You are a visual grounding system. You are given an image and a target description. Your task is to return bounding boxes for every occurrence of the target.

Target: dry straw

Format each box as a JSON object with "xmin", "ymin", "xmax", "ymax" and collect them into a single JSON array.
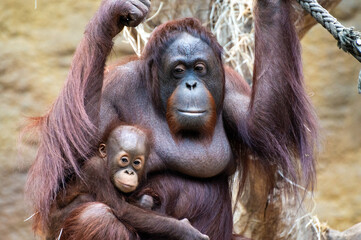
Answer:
[
  {"xmin": 122, "ymin": 0, "xmax": 254, "ymax": 83},
  {"xmin": 122, "ymin": 2, "xmax": 164, "ymax": 56},
  {"xmin": 209, "ymin": 0, "xmax": 254, "ymax": 83}
]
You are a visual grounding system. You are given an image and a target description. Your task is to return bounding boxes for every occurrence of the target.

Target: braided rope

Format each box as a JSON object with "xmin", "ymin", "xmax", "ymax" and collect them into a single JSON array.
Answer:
[{"xmin": 297, "ymin": 0, "xmax": 361, "ymax": 93}]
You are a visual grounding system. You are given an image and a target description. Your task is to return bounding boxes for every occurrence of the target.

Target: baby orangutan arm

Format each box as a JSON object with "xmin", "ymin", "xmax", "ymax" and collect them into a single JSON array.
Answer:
[{"xmin": 58, "ymin": 153, "xmax": 209, "ymax": 240}]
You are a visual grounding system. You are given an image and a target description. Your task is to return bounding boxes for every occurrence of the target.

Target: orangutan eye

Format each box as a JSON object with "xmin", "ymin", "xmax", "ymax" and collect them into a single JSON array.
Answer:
[
  {"xmin": 133, "ymin": 159, "xmax": 143, "ymax": 170},
  {"xmin": 118, "ymin": 155, "xmax": 130, "ymax": 167},
  {"xmin": 194, "ymin": 63, "xmax": 206, "ymax": 73},
  {"xmin": 121, "ymin": 157, "xmax": 129, "ymax": 163},
  {"xmin": 174, "ymin": 64, "xmax": 186, "ymax": 74}
]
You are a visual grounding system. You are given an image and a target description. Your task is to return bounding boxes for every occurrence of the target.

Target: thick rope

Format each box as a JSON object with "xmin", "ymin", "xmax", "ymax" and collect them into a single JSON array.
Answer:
[{"xmin": 297, "ymin": 0, "xmax": 361, "ymax": 93}]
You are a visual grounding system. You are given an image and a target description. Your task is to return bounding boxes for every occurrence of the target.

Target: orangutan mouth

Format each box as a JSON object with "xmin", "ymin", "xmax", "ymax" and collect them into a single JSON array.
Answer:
[{"xmin": 177, "ymin": 109, "xmax": 207, "ymax": 116}]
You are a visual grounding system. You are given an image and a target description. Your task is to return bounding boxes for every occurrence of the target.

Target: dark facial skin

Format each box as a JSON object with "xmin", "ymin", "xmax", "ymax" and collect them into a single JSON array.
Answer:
[
  {"xmin": 159, "ymin": 33, "xmax": 224, "ymax": 137},
  {"xmin": 100, "ymin": 126, "xmax": 148, "ymax": 193}
]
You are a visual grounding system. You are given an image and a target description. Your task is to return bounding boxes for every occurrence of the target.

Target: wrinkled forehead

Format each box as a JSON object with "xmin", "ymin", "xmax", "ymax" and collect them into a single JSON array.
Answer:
[
  {"xmin": 107, "ymin": 127, "xmax": 147, "ymax": 155},
  {"xmin": 162, "ymin": 33, "xmax": 215, "ymax": 62}
]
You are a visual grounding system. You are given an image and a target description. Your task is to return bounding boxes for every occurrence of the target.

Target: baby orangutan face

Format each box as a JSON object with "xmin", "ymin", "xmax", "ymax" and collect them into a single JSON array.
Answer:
[
  {"xmin": 111, "ymin": 149, "xmax": 145, "ymax": 193},
  {"xmin": 99, "ymin": 126, "xmax": 149, "ymax": 193}
]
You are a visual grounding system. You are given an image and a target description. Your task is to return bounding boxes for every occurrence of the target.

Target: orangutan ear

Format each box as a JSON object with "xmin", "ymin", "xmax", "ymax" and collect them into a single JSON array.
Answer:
[{"xmin": 98, "ymin": 143, "xmax": 107, "ymax": 158}]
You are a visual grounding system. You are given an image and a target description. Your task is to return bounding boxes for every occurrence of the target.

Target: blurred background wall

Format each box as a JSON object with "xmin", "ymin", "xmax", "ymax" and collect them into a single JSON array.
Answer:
[
  {"xmin": 302, "ymin": 0, "xmax": 361, "ymax": 230},
  {"xmin": 0, "ymin": 0, "xmax": 360, "ymax": 239}
]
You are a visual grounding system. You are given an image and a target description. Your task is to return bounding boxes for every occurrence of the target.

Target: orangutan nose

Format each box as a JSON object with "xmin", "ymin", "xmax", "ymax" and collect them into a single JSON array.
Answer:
[
  {"xmin": 125, "ymin": 169, "xmax": 135, "ymax": 175},
  {"xmin": 186, "ymin": 81, "xmax": 197, "ymax": 90}
]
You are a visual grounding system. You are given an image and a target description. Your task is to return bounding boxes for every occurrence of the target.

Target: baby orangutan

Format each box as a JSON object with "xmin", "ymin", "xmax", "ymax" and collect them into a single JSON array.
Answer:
[
  {"xmin": 49, "ymin": 125, "xmax": 209, "ymax": 240},
  {"xmin": 98, "ymin": 125, "xmax": 154, "ymax": 209}
]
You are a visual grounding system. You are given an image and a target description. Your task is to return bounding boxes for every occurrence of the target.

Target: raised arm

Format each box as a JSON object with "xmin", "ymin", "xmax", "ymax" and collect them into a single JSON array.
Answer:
[
  {"xmin": 224, "ymin": 0, "xmax": 318, "ymax": 193},
  {"xmin": 25, "ymin": 0, "xmax": 150, "ymax": 232}
]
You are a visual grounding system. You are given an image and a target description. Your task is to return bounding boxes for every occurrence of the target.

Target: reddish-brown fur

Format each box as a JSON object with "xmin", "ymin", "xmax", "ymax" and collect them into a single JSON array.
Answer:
[
  {"xmin": 25, "ymin": 1, "xmax": 120, "ymax": 231},
  {"xmin": 249, "ymin": 0, "xmax": 318, "ymax": 192},
  {"xmin": 135, "ymin": 173, "xmax": 233, "ymax": 240},
  {"xmin": 48, "ymin": 140, "xmax": 209, "ymax": 240},
  {"xmin": 60, "ymin": 202, "xmax": 138, "ymax": 240},
  {"xmin": 25, "ymin": 0, "xmax": 318, "ymax": 239}
]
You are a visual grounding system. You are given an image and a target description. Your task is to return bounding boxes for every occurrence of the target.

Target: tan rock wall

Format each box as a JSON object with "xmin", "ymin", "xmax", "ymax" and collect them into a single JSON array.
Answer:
[
  {"xmin": 0, "ymin": 1, "xmax": 100, "ymax": 239},
  {"xmin": 0, "ymin": 0, "xmax": 360, "ymax": 239},
  {"xmin": 302, "ymin": 0, "xmax": 361, "ymax": 231}
]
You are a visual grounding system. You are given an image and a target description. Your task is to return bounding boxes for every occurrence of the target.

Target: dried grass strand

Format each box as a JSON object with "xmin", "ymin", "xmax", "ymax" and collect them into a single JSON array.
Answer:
[
  {"xmin": 122, "ymin": 2, "xmax": 164, "ymax": 56},
  {"xmin": 121, "ymin": 0, "xmax": 254, "ymax": 82},
  {"xmin": 209, "ymin": 0, "xmax": 254, "ymax": 83}
]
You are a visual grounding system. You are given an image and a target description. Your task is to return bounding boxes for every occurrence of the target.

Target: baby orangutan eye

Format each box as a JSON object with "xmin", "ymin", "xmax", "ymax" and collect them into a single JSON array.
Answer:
[
  {"xmin": 118, "ymin": 156, "xmax": 129, "ymax": 167},
  {"xmin": 133, "ymin": 159, "xmax": 143, "ymax": 170}
]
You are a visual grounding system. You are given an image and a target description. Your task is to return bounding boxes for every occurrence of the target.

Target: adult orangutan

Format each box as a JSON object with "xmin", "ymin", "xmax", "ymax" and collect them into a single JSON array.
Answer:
[{"xmin": 25, "ymin": 0, "xmax": 318, "ymax": 239}]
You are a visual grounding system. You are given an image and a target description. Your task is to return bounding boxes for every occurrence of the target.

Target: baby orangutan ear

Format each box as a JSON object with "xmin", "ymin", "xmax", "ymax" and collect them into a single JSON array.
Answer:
[{"xmin": 98, "ymin": 143, "xmax": 107, "ymax": 158}]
